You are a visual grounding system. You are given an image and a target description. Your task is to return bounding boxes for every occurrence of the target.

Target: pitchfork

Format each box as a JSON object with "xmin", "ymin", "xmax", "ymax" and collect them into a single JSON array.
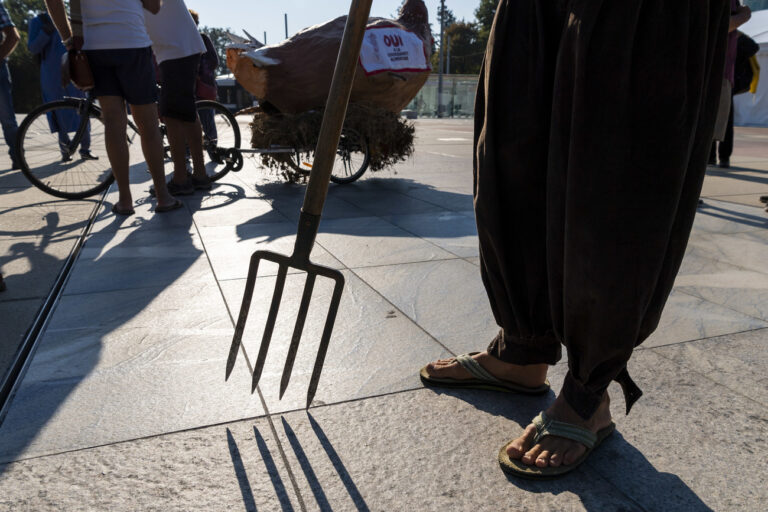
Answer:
[{"xmin": 225, "ymin": 0, "xmax": 374, "ymax": 408}]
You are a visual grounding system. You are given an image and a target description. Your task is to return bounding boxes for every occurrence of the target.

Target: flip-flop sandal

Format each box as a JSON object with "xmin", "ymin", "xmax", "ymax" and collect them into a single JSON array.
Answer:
[
  {"xmin": 419, "ymin": 352, "xmax": 550, "ymax": 395},
  {"xmin": 111, "ymin": 203, "xmax": 135, "ymax": 216},
  {"xmin": 498, "ymin": 411, "xmax": 616, "ymax": 479},
  {"xmin": 155, "ymin": 199, "xmax": 183, "ymax": 213}
]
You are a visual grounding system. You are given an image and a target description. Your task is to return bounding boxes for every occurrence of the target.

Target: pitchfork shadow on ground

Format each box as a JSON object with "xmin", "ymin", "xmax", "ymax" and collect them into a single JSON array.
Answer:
[
  {"xmin": 423, "ymin": 387, "xmax": 714, "ymax": 512},
  {"xmin": 226, "ymin": 415, "xmax": 370, "ymax": 512}
]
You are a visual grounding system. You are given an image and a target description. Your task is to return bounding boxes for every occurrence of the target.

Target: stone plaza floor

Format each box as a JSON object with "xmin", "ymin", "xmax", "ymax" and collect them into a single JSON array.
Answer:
[{"xmin": 0, "ymin": 119, "xmax": 766, "ymax": 511}]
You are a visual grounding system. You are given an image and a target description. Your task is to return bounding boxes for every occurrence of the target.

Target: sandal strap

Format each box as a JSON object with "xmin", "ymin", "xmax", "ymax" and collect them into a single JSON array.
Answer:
[
  {"xmin": 531, "ymin": 412, "xmax": 597, "ymax": 449},
  {"xmin": 455, "ymin": 353, "xmax": 501, "ymax": 384}
]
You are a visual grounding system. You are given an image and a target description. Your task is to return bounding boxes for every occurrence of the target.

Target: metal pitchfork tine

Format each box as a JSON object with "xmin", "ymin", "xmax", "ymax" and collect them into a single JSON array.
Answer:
[{"xmin": 225, "ymin": 0, "xmax": 374, "ymax": 408}]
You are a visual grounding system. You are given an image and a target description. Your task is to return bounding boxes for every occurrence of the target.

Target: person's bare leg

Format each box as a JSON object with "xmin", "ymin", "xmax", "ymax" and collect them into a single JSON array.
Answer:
[
  {"xmin": 165, "ymin": 116, "xmax": 207, "ymax": 183},
  {"xmin": 164, "ymin": 117, "xmax": 191, "ymax": 185},
  {"xmin": 425, "ymin": 351, "xmax": 548, "ymax": 388},
  {"xmin": 129, "ymin": 102, "xmax": 176, "ymax": 208},
  {"xmin": 505, "ymin": 391, "xmax": 613, "ymax": 468},
  {"xmin": 98, "ymin": 96, "xmax": 133, "ymax": 211}
]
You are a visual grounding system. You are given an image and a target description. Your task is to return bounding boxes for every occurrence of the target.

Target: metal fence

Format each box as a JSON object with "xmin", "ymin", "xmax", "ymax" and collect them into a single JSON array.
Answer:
[{"xmin": 405, "ymin": 74, "xmax": 479, "ymax": 118}]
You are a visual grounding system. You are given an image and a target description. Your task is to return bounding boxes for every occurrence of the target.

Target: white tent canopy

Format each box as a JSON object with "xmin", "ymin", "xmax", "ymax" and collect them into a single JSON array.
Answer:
[{"xmin": 734, "ymin": 10, "xmax": 768, "ymax": 126}]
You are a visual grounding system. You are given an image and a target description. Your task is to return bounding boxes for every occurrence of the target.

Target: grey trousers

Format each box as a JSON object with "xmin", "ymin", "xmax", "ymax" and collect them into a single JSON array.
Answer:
[{"xmin": 475, "ymin": 0, "xmax": 730, "ymax": 419}]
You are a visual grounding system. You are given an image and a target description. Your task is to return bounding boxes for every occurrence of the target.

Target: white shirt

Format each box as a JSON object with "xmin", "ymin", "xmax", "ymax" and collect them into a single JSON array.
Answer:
[
  {"xmin": 81, "ymin": 0, "xmax": 153, "ymax": 50},
  {"xmin": 143, "ymin": 0, "xmax": 205, "ymax": 64}
]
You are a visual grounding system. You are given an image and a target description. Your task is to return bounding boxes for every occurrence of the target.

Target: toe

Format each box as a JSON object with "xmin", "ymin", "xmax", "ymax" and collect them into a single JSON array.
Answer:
[
  {"xmin": 535, "ymin": 449, "xmax": 551, "ymax": 468},
  {"xmin": 522, "ymin": 443, "xmax": 543, "ymax": 465},
  {"xmin": 506, "ymin": 424, "xmax": 537, "ymax": 459}
]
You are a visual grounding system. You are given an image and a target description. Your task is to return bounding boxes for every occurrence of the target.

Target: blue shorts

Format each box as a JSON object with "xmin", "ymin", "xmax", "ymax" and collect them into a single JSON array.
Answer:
[{"xmin": 84, "ymin": 47, "xmax": 157, "ymax": 105}]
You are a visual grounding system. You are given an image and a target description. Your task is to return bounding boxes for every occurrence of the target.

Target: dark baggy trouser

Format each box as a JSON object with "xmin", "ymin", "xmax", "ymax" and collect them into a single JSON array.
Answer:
[{"xmin": 475, "ymin": 0, "xmax": 730, "ymax": 420}]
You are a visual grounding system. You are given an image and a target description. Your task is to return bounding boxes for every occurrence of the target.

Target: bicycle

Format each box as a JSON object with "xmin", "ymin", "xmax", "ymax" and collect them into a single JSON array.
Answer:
[{"xmin": 15, "ymin": 92, "xmax": 242, "ymax": 199}]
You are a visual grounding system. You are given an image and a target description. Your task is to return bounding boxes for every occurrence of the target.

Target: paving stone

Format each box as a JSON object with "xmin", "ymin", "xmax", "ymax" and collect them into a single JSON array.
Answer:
[
  {"xmin": 316, "ymin": 216, "xmax": 456, "ymax": 268},
  {"xmin": 383, "ymin": 211, "xmax": 478, "ymax": 257},
  {"xmin": 0, "ymin": 197, "xmax": 94, "ymax": 240},
  {"xmin": 591, "ymin": 350, "xmax": 767, "ymax": 512},
  {"xmin": 642, "ymin": 290, "xmax": 767, "ymax": 348},
  {"xmin": 91, "ymin": 193, "xmax": 195, "ymax": 233},
  {"xmin": 675, "ymin": 253, "xmax": 768, "ymax": 322},
  {"xmin": 0, "ymin": 236, "xmax": 72, "ymax": 302},
  {"xmin": 0, "ymin": 418, "xmax": 300, "ymax": 511},
  {"xmin": 0, "ymin": 299, "xmax": 39, "ymax": 384},
  {"xmin": 198, "ymin": 223, "xmax": 343, "ymax": 281},
  {"xmin": 328, "ymin": 184, "xmax": 445, "ymax": 217},
  {"xmin": 692, "ymin": 199, "xmax": 768, "ymax": 234},
  {"xmin": 218, "ymin": 270, "xmax": 450, "ymax": 413},
  {"xmin": 354, "ymin": 259, "xmax": 498, "ymax": 355},
  {"xmin": 63, "ymin": 250, "xmax": 213, "ymax": 296},
  {"xmin": 275, "ymin": 382, "xmax": 643, "ymax": 512},
  {"xmin": 46, "ymin": 282, "xmax": 232, "ymax": 333},
  {"xmin": 651, "ymin": 328, "xmax": 768, "ymax": 407}
]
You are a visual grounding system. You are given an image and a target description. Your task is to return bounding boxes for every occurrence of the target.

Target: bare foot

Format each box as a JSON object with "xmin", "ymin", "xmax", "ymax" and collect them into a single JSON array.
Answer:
[
  {"xmin": 425, "ymin": 351, "xmax": 548, "ymax": 389},
  {"xmin": 506, "ymin": 392, "xmax": 613, "ymax": 468}
]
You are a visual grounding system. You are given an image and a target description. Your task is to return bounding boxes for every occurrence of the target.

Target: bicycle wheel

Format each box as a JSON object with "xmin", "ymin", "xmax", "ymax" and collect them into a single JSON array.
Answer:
[
  {"xmin": 289, "ymin": 128, "xmax": 369, "ymax": 184},
  {"xmin": 17, "ymin": 99, "xmax": 114, "ymax": 199},
  {"xmin": 196, "ymin": 100, "xmax": 241, "ymax": 182}
]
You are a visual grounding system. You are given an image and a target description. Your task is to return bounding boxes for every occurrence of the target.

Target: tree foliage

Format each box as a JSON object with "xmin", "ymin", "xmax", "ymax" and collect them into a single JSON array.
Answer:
[{"xmin": 474, "ymin": 0, "xmax": 496, "ymax": 50}]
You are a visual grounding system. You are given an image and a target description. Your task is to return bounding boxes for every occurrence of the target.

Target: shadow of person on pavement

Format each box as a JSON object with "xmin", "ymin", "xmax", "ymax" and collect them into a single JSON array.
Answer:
[
  {"xmin": 696, "ymin": 201, "xmax": 768, "ymax": 229},
  {"xmin": 0, "ymin": 163, "xmax": 248, "ymax": 474},
  {"xmin": 422, "ymin": 387, "xmax": 714, "ymax": 511}
]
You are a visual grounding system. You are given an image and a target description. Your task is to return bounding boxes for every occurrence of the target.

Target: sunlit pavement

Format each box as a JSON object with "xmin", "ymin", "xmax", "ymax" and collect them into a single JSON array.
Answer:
[{"xmin": 0, "ymin": 119, "xmax": 766, "ymax": 511}]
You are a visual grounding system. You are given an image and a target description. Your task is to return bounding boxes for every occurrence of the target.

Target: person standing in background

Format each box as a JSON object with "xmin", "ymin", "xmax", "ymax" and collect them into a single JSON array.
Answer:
[
  {"xmin": 145, "ymin": 0, "xmax": 210, "ymax": 195},
  {"xmin": 0, "ymin": 2, "xmax": 20, "ymax": 170},
  {"xmin": 188, "ymin": 8, "xmax": 220, "ymax": 162},
  {"xmin": 711, "ymin": 0, "xmax": 752, "ymax": 168},
  {"xmin": 44, "ymin": 0, "xmax": 181, "ymax": 216},
  {"xmin": 28, "ymin": 12, "xmax": 97, "ymax": 162}
]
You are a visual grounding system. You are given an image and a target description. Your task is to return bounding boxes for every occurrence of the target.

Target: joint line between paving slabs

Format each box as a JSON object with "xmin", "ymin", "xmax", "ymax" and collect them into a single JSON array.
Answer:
[
  {"xmin": 649, "ymin": 336, "xmax": 768, "ymax": 410},
  {"xmin": 190, "ymin": 209, "xmax": 309, "ymax": 512},
  {"xmin": 673, "ymin": 288, "xmax": 768, "ymax": 326}
]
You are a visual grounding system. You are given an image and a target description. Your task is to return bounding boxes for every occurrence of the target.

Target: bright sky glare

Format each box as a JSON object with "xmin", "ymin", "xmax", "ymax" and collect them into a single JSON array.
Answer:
[{"xmin": 185, "ymin": 1, "xmax": 479, "ymax": 45}]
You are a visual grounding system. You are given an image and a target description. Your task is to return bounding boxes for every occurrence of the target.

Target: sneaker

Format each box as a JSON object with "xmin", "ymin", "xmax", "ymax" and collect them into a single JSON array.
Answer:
[
  {"xmin": 760, "ymin": 195, "xmax": 768, "ymax": 204},
  {"xmin": 80, "ymin": 151, "xmax": 99, "ymax": 161},
  {"xmin": 190, "ymin": 174, "xmax": 212, "ymax": 190},
  {"xmin": 718, "ymin": 159, "xmax": 730, "ymax": 168},
  {"xmin": 61, "ymin": 154, "xmax": 72, "ymax": 163},
  {"xmin": 149, "ymin": 178, "xmax": 194, "ymax": 197}
]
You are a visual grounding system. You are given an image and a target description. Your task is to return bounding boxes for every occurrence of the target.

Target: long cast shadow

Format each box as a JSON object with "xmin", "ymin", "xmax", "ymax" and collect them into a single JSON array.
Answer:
[
  {"xmin": 696, "ymin": 201, "xmax": 768, "ymax": 229},
  {"xmin": 423, "ymin": 387, "xmax": 714, "ymax": 511},
  {"xmin": 227, "ymin": 428, "xmax": 258, "ymax": 512},
  {"xmin": 307, "ymin": 412, "xmax": 370, "ymax": 512},
  {"xmin": 281, "ymin": 416, "xmax": 333, "ymax": 511},
  {"xmin": 253, "ymin": 426, "xmax": 295, "ymax": 512},
  {"xmin": 0, "ymin": 167, "xmax": 247, "ymax": 475}
]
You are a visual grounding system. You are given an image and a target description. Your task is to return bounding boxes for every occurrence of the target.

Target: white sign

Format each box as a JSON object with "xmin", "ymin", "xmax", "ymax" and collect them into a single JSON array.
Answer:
[{"xmin": 359, "ymin": 25, "xmax": 430, "ymax": 76}]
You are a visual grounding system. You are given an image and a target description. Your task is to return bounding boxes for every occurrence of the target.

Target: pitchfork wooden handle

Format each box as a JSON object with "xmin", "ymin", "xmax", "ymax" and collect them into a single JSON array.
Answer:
[{"xmin": 301, "ymin": 0, "xmax": 373, "ymax": 217}]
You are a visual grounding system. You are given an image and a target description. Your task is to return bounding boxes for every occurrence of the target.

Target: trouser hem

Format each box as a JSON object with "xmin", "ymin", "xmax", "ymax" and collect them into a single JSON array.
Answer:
[{"xmin": 486, "ymin": 330, "xmax": 561, "ymax": 366}]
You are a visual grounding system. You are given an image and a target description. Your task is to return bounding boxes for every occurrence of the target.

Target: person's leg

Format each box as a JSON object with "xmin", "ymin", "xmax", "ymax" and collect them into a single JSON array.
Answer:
[
  {"xmin": 719, "ymin": 95, "xmax": 734, "ymax": 166},
  {"xmin": 0, "ymin": 61, "xmax": 19, "ymax": 168},
  {"xmin": 506, "ymin": 0, "xmax": 730, "ymax": 469},
  {"xmin": 159, "ymin": 54, "xmax": 207, "ymax": 187},
  {"xmin": 424, "ymin": 0, "xmax": 564, "ymax": 387},
  {"xmin": 129, "ymin": 102, "xmax": 176, "ymax": 207},
  {"xmin": 98, "ymin": 96, "xmax": 133, "ymax": 210}
]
